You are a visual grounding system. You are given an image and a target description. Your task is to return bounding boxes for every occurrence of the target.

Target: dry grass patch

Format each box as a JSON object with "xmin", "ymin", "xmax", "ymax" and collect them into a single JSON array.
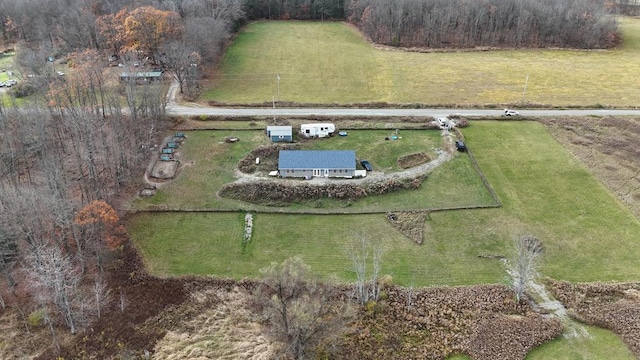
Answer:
[
  {"xmin": 153, "ymin": 285, "xmax": 278, "ymax": 360},
  {"xmin": 0, "ymin": 309, "xmax": 62, "ymax": 359}
]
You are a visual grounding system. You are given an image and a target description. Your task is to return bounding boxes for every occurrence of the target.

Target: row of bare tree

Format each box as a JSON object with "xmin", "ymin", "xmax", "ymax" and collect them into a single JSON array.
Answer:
[
  {"xmin": 243, "ymin": 0, "xmax": 345, "ymax": 20},
  {"xmin": 346, "ymin": 0, "xmax": 619, "ymax": 49},
  {"xmin": 0, "ymin": 46, "xmax": 166, "ymax": 345}
]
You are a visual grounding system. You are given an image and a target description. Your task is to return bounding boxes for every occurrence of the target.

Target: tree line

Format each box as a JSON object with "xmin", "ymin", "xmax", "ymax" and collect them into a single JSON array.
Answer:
[
  {"xmin": 346, "ymin": 0, "xmax": 619, "ymax": 49},
  {"xmin": 0, "ymin": 49, "xmax": 165, "ymax": 345}
]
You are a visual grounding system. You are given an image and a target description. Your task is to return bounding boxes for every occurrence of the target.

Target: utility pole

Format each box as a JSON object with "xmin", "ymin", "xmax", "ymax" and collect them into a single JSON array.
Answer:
[
  {"xmin": 276, "ymin": 73, "xmax": 280, "ymax": 101},
  {"xmin": 522, "ymin": 75, "xmax": 529, "ymax": 104},
  {"xmin": 272, "ymin": 96, "xmax": 276, "ymax": 121}
]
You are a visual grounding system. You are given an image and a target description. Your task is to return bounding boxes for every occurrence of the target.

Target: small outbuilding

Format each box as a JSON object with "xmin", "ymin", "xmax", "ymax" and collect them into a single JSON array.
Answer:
[
  {"xmin": 266, "ymin": 126, "xmax": 293, "ymax": 143},
  {"xmin": 278, "ymin": 150, "xmax": 356, "ymax": 178}
]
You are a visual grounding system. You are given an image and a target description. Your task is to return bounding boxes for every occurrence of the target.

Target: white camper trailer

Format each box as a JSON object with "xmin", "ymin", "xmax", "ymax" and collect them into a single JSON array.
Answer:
[{"xmin": 300, "ymin": 123, "xmax": 335, "ymax": 138}]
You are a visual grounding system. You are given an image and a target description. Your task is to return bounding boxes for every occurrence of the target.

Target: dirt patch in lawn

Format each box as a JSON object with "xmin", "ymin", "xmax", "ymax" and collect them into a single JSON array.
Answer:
[{"xmin": 398, "ymin": 152, "xmax": 431, "ymax": 169}]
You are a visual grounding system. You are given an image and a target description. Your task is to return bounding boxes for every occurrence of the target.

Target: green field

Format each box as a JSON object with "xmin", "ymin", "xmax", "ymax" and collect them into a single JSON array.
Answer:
[
  {"xmin": 134, "ymin": 129, "xmax": 494, "ymax": 211},
  {"xmin": 526, "ymin": 325, "xmax": 635, "ymax": 360},
  {"xmin": 128, "ymin": 121, "xmax": 640, "ymax": 285},
  {"xmin": 203, "ymin": 18, "xmax": 640, "ymax": 107}
]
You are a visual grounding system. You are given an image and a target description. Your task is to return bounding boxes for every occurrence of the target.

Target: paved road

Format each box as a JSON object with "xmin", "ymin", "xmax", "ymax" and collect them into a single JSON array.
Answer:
[
  {"xmin": 168, "ymin": 104, "xmax": 640, "ymax": 118},
  {"xmin": 166, "ymin": 82, "xmax": 640, "ymax": 118}
]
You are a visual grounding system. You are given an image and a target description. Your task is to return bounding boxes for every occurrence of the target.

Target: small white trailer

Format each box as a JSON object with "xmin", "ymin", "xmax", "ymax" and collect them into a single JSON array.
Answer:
[{"xmin": 300, "ymin": 123, "xmax": 335, "ymax": 138}]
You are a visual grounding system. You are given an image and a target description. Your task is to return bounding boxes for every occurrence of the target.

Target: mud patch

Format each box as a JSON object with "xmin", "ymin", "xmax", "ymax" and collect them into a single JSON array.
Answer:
[
  {"xmin": 398, "ymin": 152, "xmax": 430, "ymax": 169},
  {"xmin": 150, "ymin": 160, "xmax": 179, "ymax": 180}
]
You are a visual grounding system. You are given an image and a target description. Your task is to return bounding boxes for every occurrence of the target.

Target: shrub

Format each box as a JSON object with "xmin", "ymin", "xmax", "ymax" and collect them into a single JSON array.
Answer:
[{"xmin": 28, "ymin": 308, "xmax": 46, "ymax": 327}]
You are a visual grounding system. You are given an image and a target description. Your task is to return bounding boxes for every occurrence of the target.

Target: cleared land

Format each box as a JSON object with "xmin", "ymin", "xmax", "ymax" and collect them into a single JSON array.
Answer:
[
  {"xmin": 128, "ymin": 121, "xmax": 640, "ymax": 286},
  {"xmin": 134, "ymin": 128, "xmax": 493, "ymax": 211},
  {"xmin": 203, "ymin": 19, "xmax": 640, "ymax": 107}
]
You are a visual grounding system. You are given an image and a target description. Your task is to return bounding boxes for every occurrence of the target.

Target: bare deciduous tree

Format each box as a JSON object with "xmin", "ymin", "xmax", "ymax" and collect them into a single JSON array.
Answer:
[
  {"xmin": 346, "ymin": 233, "xmax": 385, "ymax": 305},
  {"xmin": 257, "ymin": 257, "xmax": 352, "ymax": 360},
  {"xmin": 506, "ymin": 234, "xmax": 543, "ymax": 302},
  {"xmin": 160, "ymin": 41, "xmax": 201, "ymax": 96},
  {"xmin": 92, "ymin": 275, "xmax": 111, "ymax": 319},
  {"xmin": 24, "ymin": 244, "xmax": 83, "ymax": 334},
  {"xmin": 347, "ymin": 0, "xmax": 618, "ymax": 49},
  {"xmin": 0, "ymin": 225, "xmax": 19, "ymax": 294}
]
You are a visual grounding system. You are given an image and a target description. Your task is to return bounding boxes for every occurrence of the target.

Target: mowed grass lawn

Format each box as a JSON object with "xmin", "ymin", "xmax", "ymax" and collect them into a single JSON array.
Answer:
[
  {"xmin": 203, "ymin": 19, "xmax": 640, "ymax": 107},
  {"xmin": 128, "ymin": 121, "xmax": 640, "ymax": 285},
  {"xmin": 525, "ymin": 324, "xmax": 636, "ymax": 360},
  {"xmin": 135, "ymin": 129, "xmax": 495, "ymax": 211}
]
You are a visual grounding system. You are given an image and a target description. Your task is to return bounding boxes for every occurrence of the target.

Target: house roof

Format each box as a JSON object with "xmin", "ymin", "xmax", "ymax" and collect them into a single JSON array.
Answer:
[
  {"xmin": 120, "ymin": 71, "xmax": 163, "ymax": 78},
  {"xmin": 279, "ymin": 150, "xmax": 355, "ymax": 169},
  {"xmin": 267, "ymin": 126, "xmax": 292, "ymax": 136}
]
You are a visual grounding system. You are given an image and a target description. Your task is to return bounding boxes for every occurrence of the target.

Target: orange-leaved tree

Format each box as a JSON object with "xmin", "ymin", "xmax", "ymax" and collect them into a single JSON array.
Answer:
[
  {"xmin": 74, "ymin": 200, "xmax": 124, "ymax": 251},
  {"xmin": 121, "ymin": 6, "xmax": 183, "ymax": 57}
]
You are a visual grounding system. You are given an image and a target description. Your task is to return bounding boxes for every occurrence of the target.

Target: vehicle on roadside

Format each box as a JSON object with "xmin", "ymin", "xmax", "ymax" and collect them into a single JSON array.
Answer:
[
  {"xmin": 360, "ymin": 160, "xmax": 373, "ymax": 171},
  {"xmin": 455, "ymin": 140, "xmax": 466, "ymax": 152},
  {"xmin": 504, "ymin": 109, "xmax": 519, "ymax": 116}
]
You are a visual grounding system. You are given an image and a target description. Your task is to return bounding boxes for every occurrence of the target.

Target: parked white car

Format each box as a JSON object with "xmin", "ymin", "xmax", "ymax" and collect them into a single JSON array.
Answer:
[{"xmin": 504, "ymin": 109, "xmax": 520, "ymax": 116}]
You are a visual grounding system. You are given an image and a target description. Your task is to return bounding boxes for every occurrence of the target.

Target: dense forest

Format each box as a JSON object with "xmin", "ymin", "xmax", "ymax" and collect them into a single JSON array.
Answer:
[
  {"xmin": 346, "ymin": 0, "xmax": 619, "ymax": 49},
  {"xmin": 0, "ymin": 0, "xmax": 636, "ymax": 357}
]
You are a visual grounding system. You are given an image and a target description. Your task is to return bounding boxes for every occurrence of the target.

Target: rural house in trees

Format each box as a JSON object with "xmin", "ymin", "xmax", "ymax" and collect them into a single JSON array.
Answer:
[
  {"xmin": 119, "ymin": 71, "xmax": 163, "ymax": 84},
  {"xmin": 300, "ymin": 123, "xmax": 335, "ymax": 138},
  {"xmin": 278, "ymin": 150, "xmax": 356, "ymax": 178},
  {"xmin": 266, "ymin": 126, "xmax": 293, "ymax": 142}
]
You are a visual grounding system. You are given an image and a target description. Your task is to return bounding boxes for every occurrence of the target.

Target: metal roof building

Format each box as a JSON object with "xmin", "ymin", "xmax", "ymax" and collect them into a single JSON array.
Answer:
[
  {"xmin": 266, "ymin": 126, "xmax": 293, "ymax": 142},
  {"xmin": 278, "ymin": 150, "xmax": 356, "ymax": 178}
]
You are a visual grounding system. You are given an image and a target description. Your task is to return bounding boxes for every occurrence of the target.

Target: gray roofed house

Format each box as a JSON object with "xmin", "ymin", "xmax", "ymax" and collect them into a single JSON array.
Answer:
[
  {"xmin": 266, "ymin": 126, "xmax": 293, "ymax": 142},
  {"xmin": 278, "ymin": 150, "xmax": 356, "ymax": 178},
  {"xmin": 120, "ymin": 71, "xmax": 163, "ymax": 83}
]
